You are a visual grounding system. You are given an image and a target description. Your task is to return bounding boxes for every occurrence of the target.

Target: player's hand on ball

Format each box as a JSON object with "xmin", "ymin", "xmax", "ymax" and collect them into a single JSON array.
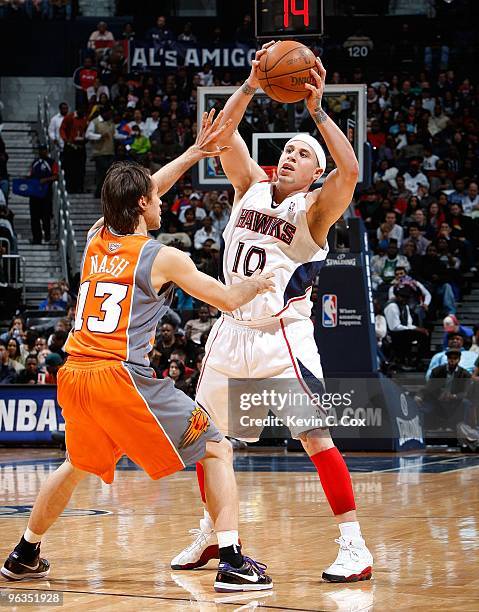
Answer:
[
  {"xmin": 250, "ymin": 269, "xmax": 275, "ymax": 294},
  {"xmin": 247, "ymin": 40, "xmax": 275, "ymax": 89},
  {"xmin": 304, "ymin": 57, "xmax": 326, "ymax": 115},
  {"xmin": 194, "ymin": 109, "xmax": 233, "ymax": 157}
]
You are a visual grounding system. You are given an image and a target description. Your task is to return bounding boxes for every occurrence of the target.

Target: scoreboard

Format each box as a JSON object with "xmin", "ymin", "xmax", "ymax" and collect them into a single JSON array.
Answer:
[{"xmin": 255, "ymin": 0, "xmax": 324, "ymax": 39}]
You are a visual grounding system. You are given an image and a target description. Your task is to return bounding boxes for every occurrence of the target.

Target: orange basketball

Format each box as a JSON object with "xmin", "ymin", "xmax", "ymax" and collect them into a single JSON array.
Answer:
[{"xmin": 258, "ymin": 40, "xmax": 317, "ymax": 103}]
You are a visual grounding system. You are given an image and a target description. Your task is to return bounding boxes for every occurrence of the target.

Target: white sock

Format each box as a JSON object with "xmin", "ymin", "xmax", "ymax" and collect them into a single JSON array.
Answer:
[
  {"xmin": 24, "ymin": 528, "xmax": 42, "ymax": 544},
  {"xmin": 339, "ymin": 521, "xmax": 362, "ymax": 541},
  {"xmin": 216, "ymin": 530, "xmax": 239, "ymax": 549},
  {"xmin": 200, "ymin": 508, "xmax": 214, "ymax": 532}
]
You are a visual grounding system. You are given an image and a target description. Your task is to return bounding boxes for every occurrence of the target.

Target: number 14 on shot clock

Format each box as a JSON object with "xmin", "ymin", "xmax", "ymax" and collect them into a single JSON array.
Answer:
[{"xmin": 255, "ymin": 0, "xmax": 323, "ymax": 39}]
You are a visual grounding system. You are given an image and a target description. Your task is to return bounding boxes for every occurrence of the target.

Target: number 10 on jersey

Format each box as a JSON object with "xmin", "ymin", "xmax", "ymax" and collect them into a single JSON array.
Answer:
[{"xmin": 232, "ymin": 242, "xmax": 267, "ymax": 277}]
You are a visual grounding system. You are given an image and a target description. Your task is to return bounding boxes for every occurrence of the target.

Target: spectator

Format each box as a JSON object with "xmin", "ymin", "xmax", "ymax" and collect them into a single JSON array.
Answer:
[
  {"xmin": 371, "ymin": 240, "xmax": 410, "ymax": 290},
  {"xmin": 198, "ymin": 63, "xmax": 214, "ymax": 87},
  {"xmin": 426, "ymin": 333, "xmax": 477, "ymax": 379},
  {"xmin": 121, "ymin": 22, "xmax": 135, "ymax": 41},
  {"xmin": 60, "ymin": 106, "xmax": 88, "ymax": 193},
  {"xmin": 235, "ymin": 13, "xmax": 255, "ymax": 46},
  {"xmin": 448, "ymin": 178, "xmax": 467, "ymax": 207},
  {"xmin": 39, "ymin": 285, "xmax": 67, "ymax": 311},
  {"xmin": 29, "ymin": 145, "xmax": 58, "ymax": 244},
  {"xmin": 178, "ymin": 21, "xmax": 197, "ymax": 43},
  {"xmin": 185, "ymin": 304, "xmax": 215, "ymax": 344},
  {"xmin": 48, "ymin": 102, "xmax": 69, "ymax": 151},
  {"xmin": 130, "ymin": 125, "xmax": 151, "ymax": 164},
  {"xmin": 44, "ymin": 352, "xmax": 63, "ymax": 383},
  {"xmin": 73, "ymin": 57, "xmax": 98, "ymax": 107},
  {"xmin": 402, "ymin": 223, "xmax": 430, "ymax": 255},
  {"xmin": 442, "ymin": 315, "xmax": 474, "ymax": 349},
  {"xmin": 462, "ymin": 182, "xmax": 479, "ymax": 217},
  {"xmin": 48, "ymin": 330, "xmax": 67, "ymax": 361},
  {"xmin": 377, "ymin": 211, "xmax": 404, "ymax": 247},
  {"xmin": 179, "ymin": 193, "xmax": 207, "ymax": 223},
  {"xmin": 156, "ymin": 217, "xmax": 192, "ymax": 250},
  {"xmin": 428, "ymin": 103, "xmax": 450, "ymax": 137},
  {"xmin": 416, "ymin": 348, "xmax": 471, "ymax": 429},
  {"xmin": 88, "ymin": 21, "xmax": 115, "ymax": 51},
  {"xmin": 144, "ymin": 110, "xmax": 160, "ymax": 138},
  {"xmin": 0, "ymin": 341, "xmax": 16, "ymax": 383},
  {"xmin": 155, "ymin": 322, "xmax": 181, "ymax": 371},
  {"xmin": 147, "ymin": 15, "xmax": 175, "ymax": 46},
  {"xmin": 387, "ymin": 266, "xmax": 431, "ymax": 326},
  {"xmin": 404, "ymin": 159, "xmax": 430, "ymax": 196},
  {"xmin": 167, "ymin": 358, "xmax": 189, "ymax": 393},
  {"xmin": 383, "ymin": 286, "xmax": 429, "ymax": 368},
  {"xmin": 86, "ymin": 107, "xmax": 116, "ymax": 197},
  {"xmin": 0, "ymin": 316, "xmax": 26, "ymax": 344},
  {"xmin": 194, "ymin": 216, "xmax": 220, "ymax": 251},
  {"xmin": 209, "ymin": 200, "xmax": 230, "ymax": 234},
  {"xmin": 422, "ymin": 145, "xmax": 439, "ymax": 172},
  {"xmin": 6, "ymin": 336, "xmax": 25, "ymax": 373},
  {"xmin": 15, "ymin": 354, "xmax": 40, "ymax": 384},
  {"xmin": 415, "ymin": 244, "xmax": 457, "ymax": 315}
]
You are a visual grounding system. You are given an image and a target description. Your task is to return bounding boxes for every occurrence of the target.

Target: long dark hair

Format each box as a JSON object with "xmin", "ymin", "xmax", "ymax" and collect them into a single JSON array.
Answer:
[{"xmin": 102, "ymin": 161, "xmax": 152, "ymax": 234}]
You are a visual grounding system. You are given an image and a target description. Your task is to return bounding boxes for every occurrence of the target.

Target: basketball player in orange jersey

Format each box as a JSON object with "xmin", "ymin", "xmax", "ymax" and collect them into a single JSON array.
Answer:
[
  {"xmin": 1, "ymin": 110, "xmax": 273, "ymax": 593},
  {"xmin": 171, "ymin": 45, "xmax": 374, "ymax": 582}
]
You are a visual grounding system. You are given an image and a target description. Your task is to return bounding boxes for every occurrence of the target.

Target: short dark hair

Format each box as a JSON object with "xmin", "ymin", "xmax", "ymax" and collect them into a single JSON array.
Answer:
[{"xmin": 102, "ymin": 161, "xmax": 152, "ymax": 235}]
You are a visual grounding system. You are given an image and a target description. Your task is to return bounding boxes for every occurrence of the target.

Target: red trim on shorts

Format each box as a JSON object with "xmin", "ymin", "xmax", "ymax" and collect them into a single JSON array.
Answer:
[
  {"xmin": 196, "ymin": 318, "xmax": 225, "ymax": 394},
  {"xmin": 274, "ymin": 286, "xmax": 312, "ymax": 317},
  {"xmin": 279, "ymin": 319, "xmax": 315, "ymax": 402}
]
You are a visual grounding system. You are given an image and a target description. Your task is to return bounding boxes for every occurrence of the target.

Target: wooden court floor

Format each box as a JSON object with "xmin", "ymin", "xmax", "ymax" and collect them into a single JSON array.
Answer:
[{"xmin": 0, "ymin": 448, "xmax": 478, "ymax": 611}]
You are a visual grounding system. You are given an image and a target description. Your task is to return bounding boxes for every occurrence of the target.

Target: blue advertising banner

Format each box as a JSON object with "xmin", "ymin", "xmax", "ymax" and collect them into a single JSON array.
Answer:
[
  {"xmin": 129, "ymin": 40, "xmax": 256, "ymax": 71},
  {"xmin": 0, "ymin": 386, "xmax": 64, "ymax": 443}
]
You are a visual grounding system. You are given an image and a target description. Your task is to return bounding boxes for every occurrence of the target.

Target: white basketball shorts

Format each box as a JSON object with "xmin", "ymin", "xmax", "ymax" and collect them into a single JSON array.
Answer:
[{"xmin": 196, "ymin": 315, "xmax": 326, "ymax": 440}]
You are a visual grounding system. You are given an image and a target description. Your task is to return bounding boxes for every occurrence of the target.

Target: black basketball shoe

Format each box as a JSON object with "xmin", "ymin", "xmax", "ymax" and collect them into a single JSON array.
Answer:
[
  {"xmin": 1, "ymin": 550, "xmax": 50, "ymax": 581},
  {"xmin": 214, "ymin": 556, "xmax": 273, "ymax": 592}
]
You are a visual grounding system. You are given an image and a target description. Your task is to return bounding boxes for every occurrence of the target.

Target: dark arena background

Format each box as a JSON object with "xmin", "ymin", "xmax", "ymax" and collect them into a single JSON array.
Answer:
[{"xmin": 1, "ymin": 0, "xmax": 479, "ymax": 609}]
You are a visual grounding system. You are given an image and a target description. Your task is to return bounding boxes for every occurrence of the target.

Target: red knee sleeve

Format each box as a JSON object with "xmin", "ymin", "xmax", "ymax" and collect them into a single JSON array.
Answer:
[
  {"xmin": 196, "ymin": 462, "xmax": 206, "ymax": 503},
  {"xmin": 310, "ymin": 447, "xmax": 356, "ymax": 516}
]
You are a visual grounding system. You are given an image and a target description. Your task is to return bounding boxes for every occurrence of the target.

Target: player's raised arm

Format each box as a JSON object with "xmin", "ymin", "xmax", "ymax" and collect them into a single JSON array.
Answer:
[
  {"xmin": 151, "ymin": 109, "xmax": 232, "ymax": 197},
  {"xmin": 304, "ymin": 58, "xmax": 360, "ymax": 246},
  {"xmin": 213, "ymin": 42, "xmax": 277, "ymax": 196},
  {"xmin": 151, "ymin": 247, "xmax": 274, "ymax": 312}
]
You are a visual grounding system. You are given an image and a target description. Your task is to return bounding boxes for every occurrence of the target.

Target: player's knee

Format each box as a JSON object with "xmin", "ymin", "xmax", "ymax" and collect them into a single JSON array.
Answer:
[
  {"xmin": 302, "ymin": 429, "xmax": 335, "ymax": 454},
  {"xmin": 205, "ymin": 437, "xmax": 233, "ymax": 463}
]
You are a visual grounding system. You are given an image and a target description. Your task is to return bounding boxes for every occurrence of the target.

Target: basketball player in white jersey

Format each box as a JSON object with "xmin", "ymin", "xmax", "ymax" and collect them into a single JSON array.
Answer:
[{"xmin": 171, "ymin": 45, "xmax": 373, "ymax": 582}]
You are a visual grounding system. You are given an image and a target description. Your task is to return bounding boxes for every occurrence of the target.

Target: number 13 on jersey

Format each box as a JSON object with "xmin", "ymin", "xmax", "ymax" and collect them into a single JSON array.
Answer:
[{"xmin": 74, "ymin": 281, "xmax": 129, "ymax": 334}]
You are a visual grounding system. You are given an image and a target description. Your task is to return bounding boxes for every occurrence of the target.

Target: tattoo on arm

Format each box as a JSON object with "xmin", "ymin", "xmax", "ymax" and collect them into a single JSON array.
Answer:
[
  {"xmin": 241, "ymin": 82, "xmax": 257, "ymax": 96},
  {"xmin": 313, "ymin": 106, "xmax": 328, "ymax": 125}
]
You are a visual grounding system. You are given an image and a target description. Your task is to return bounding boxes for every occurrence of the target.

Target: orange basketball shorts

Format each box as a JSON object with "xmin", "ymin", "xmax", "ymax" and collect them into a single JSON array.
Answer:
[{"xmin": 57, "ymin": 357, "xmax": 222, "ymax": 484}]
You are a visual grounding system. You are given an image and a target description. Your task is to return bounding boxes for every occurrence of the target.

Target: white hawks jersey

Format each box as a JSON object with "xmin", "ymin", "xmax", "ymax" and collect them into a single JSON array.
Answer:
[{"xmin": 222, "ymin": 180, "xmax": 329, "ymax": 322}]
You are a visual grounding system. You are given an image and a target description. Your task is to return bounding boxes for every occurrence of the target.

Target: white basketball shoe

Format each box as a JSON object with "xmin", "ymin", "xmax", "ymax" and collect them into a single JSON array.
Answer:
[
  {"xmin": 171, "ymin": 515, "xmax": 219, "ymax": 570},
  {"xmin": 322, "ymin": 537, "xmax": 373, "ymax": 583}
]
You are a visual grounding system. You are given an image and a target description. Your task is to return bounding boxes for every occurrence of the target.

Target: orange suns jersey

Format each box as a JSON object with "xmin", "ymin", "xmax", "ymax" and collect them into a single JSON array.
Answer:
[{"xmin": 66, "ymin": 226, "xmax": 174, "ymax": 365}]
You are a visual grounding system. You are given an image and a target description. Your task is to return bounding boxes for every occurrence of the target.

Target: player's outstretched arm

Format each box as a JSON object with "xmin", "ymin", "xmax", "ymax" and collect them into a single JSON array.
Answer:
[
  {"xmin": 304, "ymin": 58, "xmax": 359, "ymax": 247},
  {"xmin": 151, "ymin": 247, "xmax": 275, "ymax": 312},
  {"xmin": 213, "ymin": 42, "xmax": 276, "ymax": 196},
  {"xmin": 151, "ymin": 109, "xmax": 232, "ymax": 197}
]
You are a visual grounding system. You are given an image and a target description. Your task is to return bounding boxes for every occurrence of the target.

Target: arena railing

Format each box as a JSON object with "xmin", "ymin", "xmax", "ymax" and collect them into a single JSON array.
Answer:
[
  {"xmin": 1, "ymin": 253, "xmax": 26, "ymax": 302},
  {"xmin": 37, "ymin": 95, "xmax": 79, "ymax": 283}
]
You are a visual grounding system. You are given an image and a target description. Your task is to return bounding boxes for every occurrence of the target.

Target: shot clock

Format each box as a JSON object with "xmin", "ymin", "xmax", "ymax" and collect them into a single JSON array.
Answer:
[{"xmin": 255, "ymin": 0, "xmax": 324, "ymax": 39}]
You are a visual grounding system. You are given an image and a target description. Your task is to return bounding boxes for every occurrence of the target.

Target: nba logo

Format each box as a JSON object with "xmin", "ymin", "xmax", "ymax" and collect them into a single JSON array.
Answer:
[{"xmin": 322, "ymin": 294, "xmax": 337, "ymax": 327}]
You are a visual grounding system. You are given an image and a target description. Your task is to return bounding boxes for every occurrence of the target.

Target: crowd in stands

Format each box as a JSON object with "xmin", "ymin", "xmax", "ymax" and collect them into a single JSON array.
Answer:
[
  {"xmin": 1, "ymin": 13, "xmax": 479, "ymax": 388},
  {"xmin": 0, "ymin": 0, "xmax": 72, "ymax": 20}
]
